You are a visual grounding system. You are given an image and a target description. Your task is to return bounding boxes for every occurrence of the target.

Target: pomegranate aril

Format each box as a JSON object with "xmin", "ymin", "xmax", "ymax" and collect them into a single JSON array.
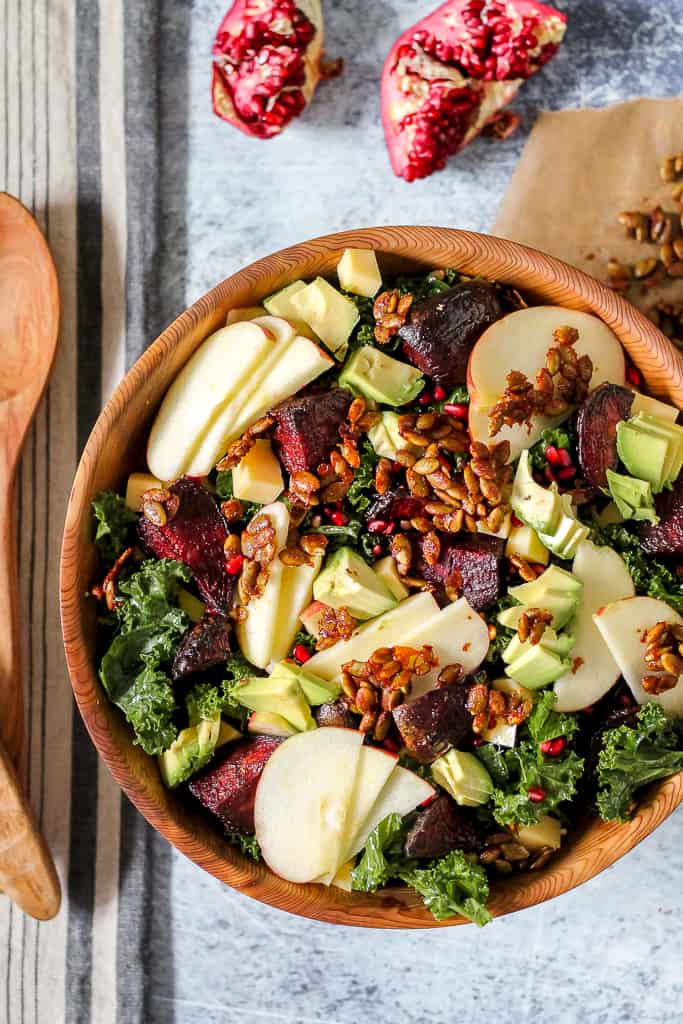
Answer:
[
  {"xmin": 626, "ymin": 365, "xmax": 642, "ymax": 388},
  {"xmin": 540, "ymin": 737, "xmax": 565, "ymax": 756},
  {"xmin": 371, "ymin": 543, "xmax": 383, "ymax": 557},
  {"xmin": 443, "ymin": 402, "xmax": 468, "ymax": 420},
  {"xmin": 557, "ymin": 466, "xmax": 576, "ymax": 481},
  {"xmin": 556, "ymin": 448, "xmax": 572, "ymax": 468},
  {"xmin": 418, "ymin": 391, "xmax": 432, "ymax": 406},
  {"xmin": 527, "ymin": 786, "xmax": 546, "ymax": 803},
  {"xmin": 368, "ymin": 519, "xmax": 388, "ymax": 533},
  {"xmin": 383, "ymin": 522, "xmax": 396, "ymax": 535},
  {"xmin": 293, "ymin": 643, "xmax": 312, "ymax": 663},
  {"xmin": 472, "ymin": 736, "xmax": 483, "ymax": 747},
  {"xmin": 329, "ymin": 511, "xmax": 348, "ymax": 526},
  {"xmin": 433, "ymin": 384, "xmax": 447, "ymax": 401},
  {"xmin": 545, "ymin": 444, "xmax": 560, "ymax": 465},
  {"xmin": 225, "ymin": 554, "xmax": 244, "ymax": 575}
]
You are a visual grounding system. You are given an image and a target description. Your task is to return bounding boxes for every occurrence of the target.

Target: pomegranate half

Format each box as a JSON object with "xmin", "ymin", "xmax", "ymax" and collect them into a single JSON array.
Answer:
[
  {"xmin": 381, "ymin": 0, "xmax": 567, "ymax": 182},
  {"xmin": 212, "ymin": 0, "xmax": 324, "ymax": 138}
]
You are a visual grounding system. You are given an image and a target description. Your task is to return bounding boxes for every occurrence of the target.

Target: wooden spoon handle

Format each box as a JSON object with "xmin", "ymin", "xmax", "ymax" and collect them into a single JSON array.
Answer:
[
  {"xmin": 0, "ymin": 735, "xmax": 60, "ymax": 919},
  {"xmin": 0, "ymin": 404, "xmax": 24, "ymax": 772}
]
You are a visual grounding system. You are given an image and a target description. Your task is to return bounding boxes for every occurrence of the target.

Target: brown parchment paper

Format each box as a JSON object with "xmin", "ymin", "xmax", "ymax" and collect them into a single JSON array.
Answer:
[{"xmin": 493, "ymin": 96, "xmax": 683, "ymax": 317}]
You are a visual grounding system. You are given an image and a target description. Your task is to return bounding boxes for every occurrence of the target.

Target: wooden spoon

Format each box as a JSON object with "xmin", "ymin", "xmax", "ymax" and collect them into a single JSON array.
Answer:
[{"xmin": 0, "ymin": 193, "xmax": 61, "ymax": 919}]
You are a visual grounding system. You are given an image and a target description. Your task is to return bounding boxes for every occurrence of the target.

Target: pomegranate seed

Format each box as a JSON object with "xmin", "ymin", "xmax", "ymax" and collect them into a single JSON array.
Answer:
[
  {"xmin": 293, "ymin": 643, "xmax": 312, "ymax": 664},
  {"xmin": 329, "ymin": 510, "xmax": 348, "ymax": 526},
  {"xmin": 433, "ymin": 384, "xmax": 447, "ymax": 401},
  {"xmin": 582, "ymin": 705, "xmax": 595, "ymax": 715},
  {"xmin": 383, "ymin": 736, "xmax": 399, "ymax": 752},
  {"xmin": 527, "ymin": 786, "xmax": 546, "ymax": 803},
  {"xmin": 418, "ymin": 391, "xmax": 432, "ymax": 406},
  {"xmin": 383, "ymin": 522, "xmax": 396, "ymax": 535},
  {"xmin": 557, "ymin": 466, "xmax": 576, "ymax": 480},
  {"xmin": 472, "ymin": 736, "xmax": 483, "ymax": 747},
  {"xmin": 368, "ymin": 518, "xmax": 387, "ymax": 533},
  {"xmin": 557, "ymin": 448, "xmax": 572, "ymax": 468},
  {"xmin": 511, "ymin": 513, "xmax": 523, "ymax": 527},
  {"xmin": 443, "ymin": 402, "xmax": 468, "ymax": 420},
  {"xmin": 540, "ymin": 737, "xmax": 565, "ymax": 756},
  {"xmin": 225, "ymin": 554, "xmax": 244, "ymax": 575},
  {"xmin": 626, "ymin": 365, "xmax": 642, "ymax": 388},
  {"xmin": 545, "ymin": 444, "xmax": 560, "ymax": 464},
  {"xmin": 372, "ymin": 543, "xmax": 383, "ymax": 556},
  {"xmin": 620, "ymin": 693, "xmax": 634, "ymax": 707}
]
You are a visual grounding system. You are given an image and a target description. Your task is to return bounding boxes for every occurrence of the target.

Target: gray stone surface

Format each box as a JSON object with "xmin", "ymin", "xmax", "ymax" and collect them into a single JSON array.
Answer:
[{"xmin": 147, "ymin": 1, "xmax": 683, "ymax": 1020}]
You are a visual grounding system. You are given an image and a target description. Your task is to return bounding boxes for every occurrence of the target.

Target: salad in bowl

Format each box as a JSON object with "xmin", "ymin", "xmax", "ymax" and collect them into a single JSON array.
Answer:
[{"xmin": 87, "ymin": 245, "xmax": 683, "ymax": 925}]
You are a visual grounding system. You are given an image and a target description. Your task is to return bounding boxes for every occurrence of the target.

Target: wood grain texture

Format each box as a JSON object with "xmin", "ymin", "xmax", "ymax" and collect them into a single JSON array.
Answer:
[
  {"xmin": 0, "ymin": 193, "xmax": 61, "ymax": 919},
  {"xmin": 60, "ymin": 227, "xmax": 683, "ymax": 928}
]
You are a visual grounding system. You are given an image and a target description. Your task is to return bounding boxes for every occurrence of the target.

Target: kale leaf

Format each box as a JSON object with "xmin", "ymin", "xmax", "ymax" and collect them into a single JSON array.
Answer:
[
  {"xmin": 590, "ymin": 523, "xmax": 683, "ymax": 614},
  {"xmin": 400, "ymin": 851, "xmax": 492, "ymax": 926},
  {"xmin": 215, "ymin": 471, "xmax": 261, "ymax": 521},
  {"xmin": 484, "ymin": 594, "xmax": 516, "ymax": 666},
  {"xmin": 292, "ymin": 629, "xmax": 316, "ymax": 655},
  {"xmin": 484, "ymin": 740, "xmax": 584, "ymax": 827},
  {"xmin": 395, "ymin": 268, "xmax": 461, "ymax": 304},
  {"xmin": 596, "ymin": 703, "xmax": 683, "ymax": 822},
  {"xmin": 226, "ymin": 831, "xmax": 262, "ymax": 861},
  {"xmin": 351, "ymin": 813, "xmax": 409, "ymax": 892},
  {"xmin": 91, "ymin": 490, "xmax": 138, "ymax": 562},
  {"xmin": 528, "ymin": 423, "xmax": 575, "ymax": 472},
  {"xmin": 99, "ymin": 558, "xmax": 190, "ymax": 755},
  {"xmin": 526, "ymin": 690, "xmax": 580, "ymax": 745},
  {"xmin": 345, "ymin": 440, "xmax": 379, "ymax": 515}
]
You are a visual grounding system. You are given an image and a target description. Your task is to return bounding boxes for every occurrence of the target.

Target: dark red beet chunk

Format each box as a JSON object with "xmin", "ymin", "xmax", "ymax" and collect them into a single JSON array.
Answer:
[
  {"xmin": 171, "ymin": 615, "xmax": 232, "ymax": 681},
  {"xmin": 137, "ymin": 477, "xmax": 233, "ymax": 615},
  {"xmin": 188, "ymin": 735, "xmax": 281, "ymax": 833},
  {"xmin": 640, "ymin": 474, "xmax": 683, "ymax": 555},
  {"xmin": 404, "ymin": 794, "xmax": 483, "ymax": 859},
  {"xmin": 399, "ymin": 280, "xmax": 508, "ymax": 387},
  {"xmin": 271, "ymin": 387, "xmax": 352, "ymax": 473},
  {"xmin": 366, "ymin": 488, "xmax": 426, "ymax": 523},
  {"xmin": 576, "ymin": 383, "xmax": 634, "ymax": 488},
  {"xmin": 314, "ymin": 701, "xmax": 357, "ymax": 729},
  {"xmin": 416, "ymin": 533, "xmax": 504, "ymax": 611},
  {"xmin": 392, "ymin": 684, "xmax": 473, "ymax": 764}
]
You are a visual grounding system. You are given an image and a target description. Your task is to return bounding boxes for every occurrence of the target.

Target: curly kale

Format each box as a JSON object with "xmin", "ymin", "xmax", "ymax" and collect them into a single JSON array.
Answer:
[
  {"xmin": 226, "ymin": 831, "xmax": 261, "ymax": 861},
  {"xmin": 345, "ymin": 440, "xmax": 379, "ymax": 515},
  {"xmin": 400, "ymin": 851, "xmax": 492, "ymax": 927},
  {"xmin": 526, "ymin": 690, "xmax": 580, "ymax": 745},
  {"xmin": 528, "ymin": 423, "xmax": 576, "ymax": 472},
  {"xmin": 91, "ymin": 490, "xmax": 138, "ymax": 562},
  {"xmin": 214, "ymin": 471, "xmax": 261, "ymax": 521}
]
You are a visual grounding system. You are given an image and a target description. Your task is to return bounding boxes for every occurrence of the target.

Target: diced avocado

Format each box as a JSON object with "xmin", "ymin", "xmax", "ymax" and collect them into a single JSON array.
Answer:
[
  {"xmin": 505, "ymin": 644, "xmax": 570, "ymax": 689},
  {"xmin": 431, "ymin": 749, "xmax": 494, "ymax": 807},
  {"xmin": 502, "ymin": 628, "xmax": 575, "ymax": 665},
  {"xmin": 498, "ymin": 591, "xmax": 579, "ymax": 631},
  {"xmin": 290, "ymin": 277, "xmax": 359, "ymax": 359},
  {"xmin": 605, "ymin": 469, "xmax": 658, "ymax": 524},
  {"xmin": 616, "ymin": 420, "xmax": 670, "ymax": 492},
  {"xmin": 511, "ymin": 450, "xmax": 562, "ymax": 534},
  {"xmin": 619, "ymin": 413, "xmax": 683, "ymax": 490},
  {"xmin": 217, "ymin": 720, "xmax": 242, "ymax": 747},
  {"xmin": 339, "ymin": 346, "xmax": 424, "ymax": 406},
  {"xmin": 247, "ymin": 710, "xmax": 298, "ymax": 738},
  {"xmin": 158, "ymin": 716, "xmax": 221, "ymax": 789},
  {"xmin": 538, "ymin": 514, "xmax": 589, "ymax": 561},
  {"xmin": 509, "ymin": 565, "xmax": 582, "ymax": 604},
  {"xmin": 373, "ymin": 555, "xmax": 410, "ymax": 601},
  {"xmin": 270, "ymin": 660, "xmax": 341, "ymax": 705},
  {"xmin": 313, "ymin": 546, "xmax": 397, "ymax": 620},
  {"xmin": 505, "ymin": 524, "xmax": 550, "ymax": 566},
  {"xmin": 176, "ymin": 587, "xmax": 205, "ymax": 624},
  {"xmin": 594, "ymin": 501, "xmax": 625, "ymax": 527},
  {"xmin": 233, "ymin": 675, "xmax": 316, "ymax": 732},
  {"xmin": 368, "ymin": 411, "xmax": 412, "ymax": 460}
]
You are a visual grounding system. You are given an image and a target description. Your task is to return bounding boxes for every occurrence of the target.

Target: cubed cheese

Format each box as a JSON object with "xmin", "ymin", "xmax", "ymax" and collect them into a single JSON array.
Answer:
[
  {"xmin": 125, "ymin": 472, "xmax": 163, "ymax": 511},
  {"xmin": 232, "ymin": 439, "xmax": 284, "ymax": 504},
  {"xmin": 337, "ymin": 248, "xmax": 382, "ymax": 298}
]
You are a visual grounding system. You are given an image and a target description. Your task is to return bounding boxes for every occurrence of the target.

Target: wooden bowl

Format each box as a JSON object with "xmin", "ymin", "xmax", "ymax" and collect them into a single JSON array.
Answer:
[{"xmin": 60, "ymin": 227, "xmax": 683, "ymax": 927}]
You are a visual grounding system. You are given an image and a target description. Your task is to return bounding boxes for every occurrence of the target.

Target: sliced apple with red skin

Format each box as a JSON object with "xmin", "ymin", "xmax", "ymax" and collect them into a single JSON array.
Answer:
[
  {"xmin": 553, "ymin": 540, "xmax": 634, "ymax": 712},
  {"xmin": 346, "ymin": 764, "xmax": 435, "ymax": 860},
  {"xmin": 254, "ymin": 727, "xmax": 363, "ymax": 884},
  {"xmin": 468, "ymin": 402, "xmax": 569, "ymax": 463},
  {"xmin": 467, "ymin": 307, "xmax": 626, "ymax": 455},
  {"xmin": 593, "ymin": 596, "xmax": 683, "ymax": 715},
  {"xmin": 299, "ymin": 599, "xmax": 328, "ymax": 638}
]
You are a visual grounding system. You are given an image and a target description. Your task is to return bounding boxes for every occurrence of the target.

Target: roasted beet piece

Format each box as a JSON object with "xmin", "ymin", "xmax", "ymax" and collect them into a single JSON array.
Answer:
[
  {"xmin": 137, "ymin": 477, "xmax": 233, "ymax": 615},
  {"xmin": 392, "ymin": 684, "xmax": 473, "ymax": 764},
  {"xmin": 171, "ymin": 615, "xmax": 232, "ymax": 682},
  {"xmin": 366, "ymin": 488, "xmax": 426, "ymax": 523},
  {"xmin": 314, "ymin": 701, "xmax": 357, "ymax": 729},
  {"xmin": 188, "ymin": 735, "xmax": 281, "ymax": 833},
  {"xmin": 416, "ymin": 533, "xmax": 504, "ymax": 611},
  {"xmin": 576, "ymin": 383, "xmax": 634, "ymax": 488},
  {"xmin": 404, "ymin": 794, "xmax": 483, "ymax": 859},
  {"xmin": 640, "ymin": 474, "xmax": 683, "ymax": 555},
  {"xmin": 399, "ymin": 280, "xmax": 508, "ymax": 387},
  {"xmin": 271, "ymin": 387, "xmax": 352, "ymax": 473}
]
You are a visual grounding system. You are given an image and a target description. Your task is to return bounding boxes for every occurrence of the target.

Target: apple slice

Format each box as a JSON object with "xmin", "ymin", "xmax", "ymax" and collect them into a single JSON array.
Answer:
[
  {"xmin": 268, "ymin": 546, "xmax": 326, "ymax": 664},
  {"xmin": 403, "ymin": 597, "xmax": 491, "ymax": 700},
  {"xmin": 254, "ymin": 728, "xmax": 363, "ymax": 883},
  {"xmin": 147, "ymin": 320, "xmax": 275, "ymax": 481},
  {"xmin": 593, "ymin": 596, "xmax": 683, "ymax": 714},
  {"xmin": 304, "ymin": 592, "xmax": 440, "ymax": 680},
  {"xmin": 341, "ymin": 746, "xmax": 398, "ymax": 863},
  {"xmin": 235, "ymin": 502, "xmax": 290, "ymax": 669},
  {"xmin": 553, "ymin": 540, "xmax": 635, "ymax": 712},
  {"xmin": 347, "ymin": 765, "xmax": 435, "ymax": 860},
  {"xmin": 468, "ymin": 402, "xmax": 569, "ymax": 462},
  {"xmin": 226, "ymin": 306, "xmax": 265, "ymax": 324},
  {"xmin": 467, "ymin": 307, "xmax": 626, "ymax": 409}
]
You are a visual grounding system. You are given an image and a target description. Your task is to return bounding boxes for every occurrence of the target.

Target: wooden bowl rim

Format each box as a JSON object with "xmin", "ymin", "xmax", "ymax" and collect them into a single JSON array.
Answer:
[{"xmin": 60, "ymin": 226, "xmax": 683, "ymax": 928}]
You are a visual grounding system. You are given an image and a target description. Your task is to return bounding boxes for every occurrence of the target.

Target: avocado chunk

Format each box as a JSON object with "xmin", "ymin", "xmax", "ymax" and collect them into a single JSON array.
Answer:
[
  {"xmin": 538, "ymin": 501, "xmax": 589, "ymax": 560},
  {"xmin": 313, "ymin": 546, "xmax": 397, "ymax": 620},
  {"xmin": 509, "ymin": 564, "xmax": 582, "ymax": 604},
  {"xmin": 368, "ymin": 411, "xmax": 411, "ymax": 460},
  {"xmin": 290, "ymin": 277, "xmax": 359, "ymax": 359},
  {"xmin": 233, "ymin": 675, "xmax": 316, "ymax": 732},
  {"xmin": 505, "ymin": 524, "xmax": 549, "ymax": 566},
  {"xmin": 502, "ymin": 627, "xmax": 575, "ymax": 665},
  {"xmin": 616, "ymin": 413, "xmax": 683, "ymax": 492},
  {"xmin": 505, "ymin": 644, "xmax": 570, "ymax": 689},
  {"xmin": 511, "ymin": 450, "xmax": 562, "ymax": 534},
  {"xmin": 339, "ymin": 345, "xmax": 424, "ymax": 406},
  {"xmin": 373, "ymin": 555, "xmax": 410, "ymax": 601},
  {"xmin": 269, "ymin": 660, "xmax": 341, "ymax": 705},
  {"xmin": 499, "ymin": 590, "xmax": 579, "ymax": 631},
  {"xmin": 158, "ymin": 716, "xmax": 221, "ymax": 789},
  {"xmin": 431, "ymin": 749, "xmax": 494, "ymax": 807},
  {"xmin": 606, "ymin": 469, "xmax": 658, "ymax": 524}
]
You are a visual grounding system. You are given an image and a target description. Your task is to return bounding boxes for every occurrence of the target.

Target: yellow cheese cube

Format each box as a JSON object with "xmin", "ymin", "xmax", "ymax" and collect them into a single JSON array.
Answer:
[
  {"xmin": 480, "ymin": 677, "xmax": 534, "ymax": 748},
  {"xmin": 337, "ymin": 248, "xmax": 382, "ymax": 298},
  {"xmin": 516, "ymin": 814, "xmax": 562, "ymax": 852},
  {"xmin": 630, "ymin": 390, "xmax": 679, "ymax": 423},
  {"xmin": 290, "ymin": 277, "xmax": 359, "ymax": 358},
  {"xmin": 125, "ymin": 472, "xmax": 163, "ymax": 511},
  {"xmin": 232, "ymin": 439, "xmax": 284, "ymax": 504}
]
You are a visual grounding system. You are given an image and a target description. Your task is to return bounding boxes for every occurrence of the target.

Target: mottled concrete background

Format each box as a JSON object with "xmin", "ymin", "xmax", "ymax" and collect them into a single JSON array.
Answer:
[{"xmin": 147, "ymin": 2, "xmax": 683, "ymax": 1021}]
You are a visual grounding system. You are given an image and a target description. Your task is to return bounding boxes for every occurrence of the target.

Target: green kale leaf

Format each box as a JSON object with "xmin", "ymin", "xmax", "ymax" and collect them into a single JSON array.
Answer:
[
  {"xmin": 528, "ymin": 423, "xmax": 575, "ymax": 472},
  {"xmin": 116, "ymin": 558, "xmax": 190, "ymax": 632},
  {"xmin": 474, "ymin": 743, "xmax": 510, "ymax": 788},
  {"xmin": 91, "ymin": 490, "xmax": 138, "ymax": 562},
  {"xmin": 292, "ymin": 629, "xmax": 316, "ymax": 655},
  {"xmin": 215, "ymin": 471, "xmax": 261, "ymax": 520},
  {"xmin": 596, "ymin": 702, "xmax": 683, "ymax": 822},
  {"xmin": 526, "ymin": 690, "xmax": 580, "ymax": 745},
  {"xmin": 590, "ymin": 523, "xmax": 683, "ymax": 614},
  {"xmin": 488, "ymin": 740, "xmax": 584, "ymax": 827},
  {"xmin": 351, "ymin": 813, "xmax": 409, "ymax": 892},
  {"xmin": 399, "ymin": 851, "xmax": 492, "ymax": 926},
  {"xmin": 395, "ymin": 268, "xmax": 461, "ymax": 304},
  {"xmin": 345, "ymin": 440, "xmax": 378, "ymax": 515},
  {"xmin": 226, "ymin": 831, "xmax": 261, "ymax": 861}
]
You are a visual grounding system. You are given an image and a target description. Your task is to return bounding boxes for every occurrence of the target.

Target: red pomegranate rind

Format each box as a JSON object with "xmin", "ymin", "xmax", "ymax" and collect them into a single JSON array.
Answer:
[
  {"xmin": 171, "ymin": 615, "xmax": 232, "ymax": 682},
  {"xmin": 137, "ymin": 477, "xmax": 233, "ymax": 615},
  {"xmin": 212, "ymin": 0, "xmax": 323, "ymax": 138},
  {"xmin": 416, "ymin": 532, "xmax": 504, "ymax": 611},
  {"xmin": 381, "ymin": 0, "xmax": 566, "ymax": 181},
  {"xmin": 576, "ymin": 383, "xmax": 634, "ymax": 489},
  {"xmin": 404, "ymin": 793, "xmax": 483, "ymax": 858},
  {"xmin": 640, "ymin": 475, "xmax": 683, "ymax": 556},
  {"xmin": 271, "ymin": 387, "xmax": 352, "ymax": 473},
  {"xmin": 188, "ymin": 735, "xmax": 282, "ymax": 833}
]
